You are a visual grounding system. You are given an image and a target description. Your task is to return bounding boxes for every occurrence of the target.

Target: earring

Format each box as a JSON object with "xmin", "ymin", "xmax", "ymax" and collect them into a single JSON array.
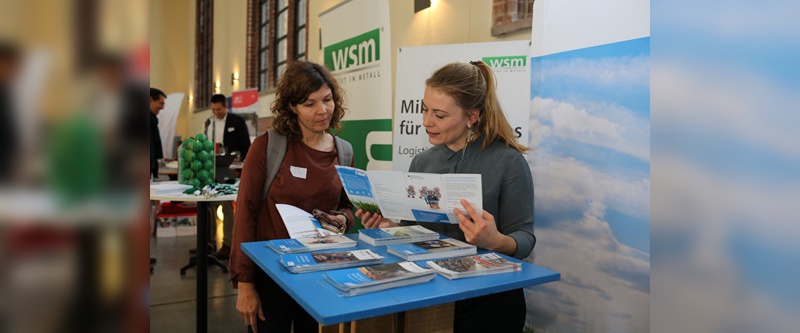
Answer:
[{"xmin": 466, "ymin": 128, "xmax": 474, "ymax": 144}]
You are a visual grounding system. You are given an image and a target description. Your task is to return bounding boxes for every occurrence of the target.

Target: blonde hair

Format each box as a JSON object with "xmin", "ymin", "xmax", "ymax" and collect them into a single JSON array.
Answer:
[{"xmin": 425, "ymin": 61, "xmax": 528, "ymax": 152}]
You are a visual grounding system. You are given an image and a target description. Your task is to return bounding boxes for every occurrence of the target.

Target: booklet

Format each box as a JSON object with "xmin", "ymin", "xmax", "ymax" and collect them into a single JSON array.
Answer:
[
  {"xmin": 387, "ymin": 238, "xmax": 477, "ymax": 261},
  {"xmin": 279, "ymin": 249, "xmax": 384, "ymax": 273},
  {"xmin": 276, "ymin": 204, "xmax": 342, "ymax": 239},
  {"xmin": 323, "ymin": 261, "xmax": 436, "ymax": 296},
  {"xmin": 425, "ymin": 253, "xmax": 522, "ymax": 280},
  {"xmin": 358, "ymin": 225, "xmax": 439, "ymax": 246},
  {"xmin": 334, "ymin": 166, "xmax": 482, "ymax": 224},
  {"xmin": 265, "ymin": 235, "xmax": 357, "ymax": 254},
  {"xmin": 149, "ymin": 182, "xmax": 193, "ymax": 196}
]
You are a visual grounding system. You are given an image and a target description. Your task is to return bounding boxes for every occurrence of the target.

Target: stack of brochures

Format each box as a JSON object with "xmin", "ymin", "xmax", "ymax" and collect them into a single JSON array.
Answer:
[
  {"xmin": 425, "ymin": 253, "xmax": 522, "ymax": 279},
  {"xmin": 279, "ymin": 249, "xmax": 384, "ymax": 273},
  {"xmin": 387, "ymin": 238, "xmax": 477, "ymax": 261},
  {"xmin": 323, "ymin": 262, "xmax": 437, "ymax": 296},
  {"xmin": 358, "ymin": 225, "xmax": 439, "ymax": 246},
  {"xmin": 265, "ymin": 235, "xmax": 357, "ymax": 254}
]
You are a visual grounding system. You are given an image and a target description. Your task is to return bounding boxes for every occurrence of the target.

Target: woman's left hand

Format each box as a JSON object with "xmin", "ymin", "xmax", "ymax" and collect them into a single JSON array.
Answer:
[{"xmin": 454, "ymin": 199, "xmax": 504, "ymax": 251}]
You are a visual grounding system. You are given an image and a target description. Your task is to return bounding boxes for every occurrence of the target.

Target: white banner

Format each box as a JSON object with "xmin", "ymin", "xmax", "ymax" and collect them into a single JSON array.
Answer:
[
  {"xmin": 158, "ymin": 92, "xmax": 184, "ymax": 160},
  {"xmin": 320, "ymin": 0, "xmax": 393, "ymax": 170},
  {"xmin": 392, "ymin": 41, "xmax": 531, "ymax": 171}
]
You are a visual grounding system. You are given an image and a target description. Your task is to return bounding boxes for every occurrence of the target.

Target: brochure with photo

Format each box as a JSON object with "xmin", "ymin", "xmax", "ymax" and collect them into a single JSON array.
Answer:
[
  {"xmin": 335, "ymin": 166, "xmax": 482, "ymax": 224},
  {"xmin": 387, "ymin": 238, "xmax": 477, "ymax": 261},
  {"xmin": 425, "ymin": 253, "xmax": 522, "ymax": 279},
  {"xmin": 275, "ymin": 204, "xmax": 342, "ymax": 239},
  {"xmin": 279, "ymin": 249, "xmax": 384, "ymax": 273},
  {"xmin": 323, "ymin": 261, "xmax": 436, "ymax": 296},
  {"xmin": 265, "ymin": 235, "xmax": 357, "ymax": 254},
  {"xmin": 358, "ymin": 225, "xmax": 439, "ymax": 246}
]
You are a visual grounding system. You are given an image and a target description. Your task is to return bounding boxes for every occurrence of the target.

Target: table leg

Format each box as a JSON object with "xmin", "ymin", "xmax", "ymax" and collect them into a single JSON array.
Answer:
[{"xmin": 196, "ymin": 201, "xmax": 209, "ymax": 333}]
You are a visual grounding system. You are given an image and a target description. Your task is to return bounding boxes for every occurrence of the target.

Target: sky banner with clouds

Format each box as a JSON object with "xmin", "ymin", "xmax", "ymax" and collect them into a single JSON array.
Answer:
[{"xmin": 525, "ymin": 37, "xmax": 650, "ymax": 333}]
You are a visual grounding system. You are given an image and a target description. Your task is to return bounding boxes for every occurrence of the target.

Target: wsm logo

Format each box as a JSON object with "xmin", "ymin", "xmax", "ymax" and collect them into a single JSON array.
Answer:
[
  {"xmin": 481, "ymin": 55, "xmax": 527, "ymax": 72},
  {"xmin": 324, "ymin": 28, "xmax": 381, "ymax": 72}
]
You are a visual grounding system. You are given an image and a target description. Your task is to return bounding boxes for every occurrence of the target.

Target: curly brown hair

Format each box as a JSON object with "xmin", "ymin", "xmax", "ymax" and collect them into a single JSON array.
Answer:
[{"xmin": 270, "ymin": 61, "xmax": 347, "ymax": 141}]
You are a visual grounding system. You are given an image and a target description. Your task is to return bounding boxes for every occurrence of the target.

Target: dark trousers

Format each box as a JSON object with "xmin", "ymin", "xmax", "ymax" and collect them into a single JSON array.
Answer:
[
  {"xmin": 247, "ymin": 273, "xmax": 318, "ymax": 333},
  {"xmin": 454, "ymin": 288, "xmax": 526, "ymax": 333}
]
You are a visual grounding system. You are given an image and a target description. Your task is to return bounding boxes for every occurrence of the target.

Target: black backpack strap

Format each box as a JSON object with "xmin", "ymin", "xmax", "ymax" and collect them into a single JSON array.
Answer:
[
  {"xmin": 262, "ymin": 129, "xmax": 288, "ymax": 202},
  {"xmin": 334, "ymin": 135, "xmax": 353, "ymax": 167}
]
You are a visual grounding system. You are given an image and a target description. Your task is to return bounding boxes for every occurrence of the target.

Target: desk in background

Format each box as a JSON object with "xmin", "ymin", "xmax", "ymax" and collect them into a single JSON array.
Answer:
[
  {"xmin": 150, "ymin": 190, "xmax": 237, "ymax": 333},
  {"xmin": 242, "ymin": 234, "xmax": 560, "ymax": 332}
]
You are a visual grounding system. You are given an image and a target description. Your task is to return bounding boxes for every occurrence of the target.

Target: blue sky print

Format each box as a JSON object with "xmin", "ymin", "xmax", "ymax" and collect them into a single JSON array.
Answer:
[{"xmin": 525, "ymin": 37, "xmax": 650, "ymax": 333}]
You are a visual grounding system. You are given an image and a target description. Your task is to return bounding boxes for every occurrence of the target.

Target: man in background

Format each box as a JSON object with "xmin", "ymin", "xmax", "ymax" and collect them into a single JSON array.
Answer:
[
  {"xmin": 204, "ymin": 94, "xmax": 251, "ymax": 159},
  {"xmin": 204, "ymin": 94, "xmax": 250, "ymax": 259},
  {"xmin": 149, "ymin": 88, "xmax": 166, "ymax": 180}
]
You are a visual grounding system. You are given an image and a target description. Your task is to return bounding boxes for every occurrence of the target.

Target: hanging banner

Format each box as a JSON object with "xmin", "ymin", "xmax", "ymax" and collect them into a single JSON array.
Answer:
[
  {"xmin": 158, "ymin": 92, "xmax": 184, "ymax": 160},
  {"xmin": 526, "ymin": 0, "xmax": 650, "ymax": 332},
  {"xmin": 392, "ymin": 41, "xmax": 531, "ymax": 171},
  {"xmin": 231, "ymin": 88, "xmax": 259, "ymax": 114},
  {"xmin": 320, "ymin": 0, "xmax": 392, "ymax": 170}
]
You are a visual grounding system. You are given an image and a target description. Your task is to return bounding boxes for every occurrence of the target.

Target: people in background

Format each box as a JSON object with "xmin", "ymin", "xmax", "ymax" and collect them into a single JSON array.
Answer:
[
  {"xmin": 230, "ymin": 60, "xmax": 354, "ymax": 333},
  {"xmin": 149, "ymin": 88, "xmax": 166, "ymax": 180},
  {"xmin": 358, "ymin": 61, "xmax": 536, "ymax": 333},
  {"xmin": 204, "ymin": 93, "xmax": 251, "ymax": 260},
  {"xmin": 204, "ymin": 93, "xmax": 251, "ymax": 160}
]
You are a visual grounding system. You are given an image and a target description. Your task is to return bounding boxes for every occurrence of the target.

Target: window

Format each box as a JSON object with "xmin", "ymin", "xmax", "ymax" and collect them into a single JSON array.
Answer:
[
  {"xmin": 246, "ymin": 0, "xmax": 308, "ymax": 92},
  {"xmin": 195, "ymin": 0, "xmax": 214, "ymax": 110},
  {"xmin": 491, "ymin": 0, "xmax": 534, "ymax": 37}
]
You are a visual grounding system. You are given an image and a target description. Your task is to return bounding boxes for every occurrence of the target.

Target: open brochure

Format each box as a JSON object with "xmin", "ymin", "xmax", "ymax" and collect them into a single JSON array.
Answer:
[
  {"xmin": 279, "ymin": 249, "xmax": 384, "ymax": 273},
  {"xmin": 323, "ymin": 261, "xmax": 436, "ymax": 296},
  {"xmin": 387, "ymin": 238, "xmax": 477, "ymax": 261},
  {"xmin": 276, "ymin": 204, "xmax": 341, "ymax": 239},
  {"xmin": 265, "ymin": 235, "xmax": 357, "ymax": 254},
  {"xmin": 425, "ymin": 253, "xmax": 522, "ymax": 279},
  {"xmin": 334, "ymin": 166, "xmax": 482, "ymax": 224}
]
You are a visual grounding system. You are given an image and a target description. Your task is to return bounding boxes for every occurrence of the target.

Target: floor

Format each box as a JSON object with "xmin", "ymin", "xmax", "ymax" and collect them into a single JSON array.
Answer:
[{"xmin": 149, "ymin": 222, "xmax": 243, "ymax": 332}]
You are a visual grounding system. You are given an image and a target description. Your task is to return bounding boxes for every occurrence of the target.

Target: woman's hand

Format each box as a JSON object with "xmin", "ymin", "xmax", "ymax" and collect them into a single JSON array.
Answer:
[
  {"xmin": 355, "ymin": 209, "xmax": 396, "ymax": 228},
  {"xmin": 454, "ymin": 199, "xmax": 517, "ymax": 256},
  {"xmin": 236, "ymin": 282, "xmax": 265, "ymax": 333}
]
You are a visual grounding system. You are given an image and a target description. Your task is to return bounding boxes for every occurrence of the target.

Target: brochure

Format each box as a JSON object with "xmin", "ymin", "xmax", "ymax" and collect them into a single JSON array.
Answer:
[
  {"xmin": 334, "ymin": 166, "xmax": 482, "ymax": 223},
  {"xmin": 279, "ymin": 249, "xmax": 384, "ymax": 273},
  {"xmin": 265, "ymin": 235, "xmax": 357, "ymax": 254},
  {"xmin": 425, "ymin": 253, "xmax": 522, "ymax": 279},
  {"xmin": 323, "ymin": 261, "xmax": 436, "ymax": 296},
  {"xmin": 358, "ymin": 225, "xmax": 439, "ymax": 246},
  {"xmin": 387, "ymin": 238, "xmax": 477, "ymax": 261},
  {"xmin": 150, "ymin": 182, "xmax": 193, "ymax": 196},
  {"xmin": 276, "ymin": 204, "xmax": 341, "ymax": 239}
]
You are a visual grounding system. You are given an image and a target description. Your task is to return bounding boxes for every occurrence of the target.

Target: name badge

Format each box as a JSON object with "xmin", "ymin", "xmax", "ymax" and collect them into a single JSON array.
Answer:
[
  {"xmin": 227, "ymin": 127, "xmax": 235, "ymax": 132},
  {"xmin": 290, "ymin": 166, "xmax": 307, "ymax": 179}
]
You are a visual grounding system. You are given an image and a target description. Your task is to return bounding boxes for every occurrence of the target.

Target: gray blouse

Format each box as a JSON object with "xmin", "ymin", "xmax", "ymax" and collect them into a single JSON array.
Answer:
[{"xmin": 401, "ymin": 136, "xmax": 536, "ymax": 259}]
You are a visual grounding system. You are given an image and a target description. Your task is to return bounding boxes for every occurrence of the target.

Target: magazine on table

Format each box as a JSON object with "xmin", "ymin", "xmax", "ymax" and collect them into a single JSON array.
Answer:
[
  {"xmin": 334, "ymin": 166, "xmax": 482, "ymax": 224},
  {"xmin": 358, "ymin": 225, "xmax": 439, "ymax": 246},
  {"xmin": 387, "ymin": 238, "xmax": 477, "ymax": 261},
  {"xmin": 279, "ymin": 249, "xmax": 384, "ymax": 273},
  {"xmin": 425, "ymin": 253, "xmax": 522, "ymax": 279},
  {"xmin": 265, "ymin": 235, "xmax": 357, "ymax": 254},
  {"xmin": 323, "ymin": 261, "xmax": 436, "ymax": 296}
]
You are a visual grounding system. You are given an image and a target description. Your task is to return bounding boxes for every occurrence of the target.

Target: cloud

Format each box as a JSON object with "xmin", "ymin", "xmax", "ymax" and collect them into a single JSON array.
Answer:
[
  {"xmin": 541, "ymin": 55, "xmax": 650, "ymax": 88},
  {"xmin": 533, "ymin": 96, "xmax": 650, "ymax": 162},
  {"xmin": 526, "ymin": 199, "xmax": 650, "ymax": 333},
  {"xmin": 531, "ymin": 150, "xmax": 650, "ymax": 221}
]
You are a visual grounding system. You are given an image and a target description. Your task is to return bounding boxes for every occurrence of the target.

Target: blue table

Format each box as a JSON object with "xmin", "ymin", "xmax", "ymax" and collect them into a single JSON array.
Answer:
[{"xmin": 242, "ymin": 234, "xmax": 559, "ymax": 326}]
